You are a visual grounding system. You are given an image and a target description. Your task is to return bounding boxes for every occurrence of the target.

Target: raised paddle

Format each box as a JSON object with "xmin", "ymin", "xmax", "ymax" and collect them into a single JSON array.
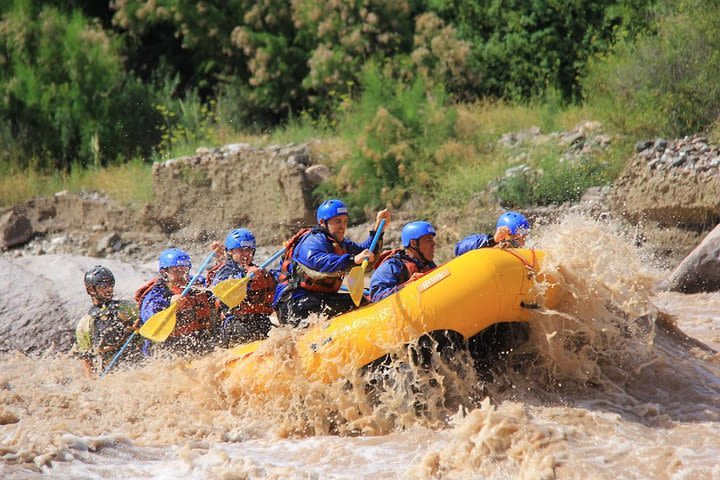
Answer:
[
  {"xmin": 212, "ymin": 247, "xmax": 286, "ymax": 309},
  {"xmin": 137, "ymin": 251, "xmax": 216, "ymax": 343},
  {"xmin": 346, "ymin": 218, "xmax": 385, "ymax": 307}
]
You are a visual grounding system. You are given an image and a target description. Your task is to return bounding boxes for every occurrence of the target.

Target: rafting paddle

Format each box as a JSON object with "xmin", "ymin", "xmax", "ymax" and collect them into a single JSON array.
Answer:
[
  {"xmin": 99, "ymin": 329, "xmax": 138, "ymax": 378},
  {"xmin": 137, "ymin": 251, "xmax": 216, "ymax": 343},
  {"xmin": 346, "ymin": 219, "xmax": 385, "ymax": 307},
  {"xmin": 212, "ymin": 247, "xmax": 286, "ymax": 309}
]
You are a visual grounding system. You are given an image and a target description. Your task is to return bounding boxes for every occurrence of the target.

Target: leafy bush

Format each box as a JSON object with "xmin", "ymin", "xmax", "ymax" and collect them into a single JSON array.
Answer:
[
  {"xmin": 425, "ymin": 0, "xmax": 656, "ymax": 101},
  {"xmin": 583, "ymin": 0, "xmax": 720, "ymax": 136},
  {"xmin": 319, "ymin": 64, "xmax": 456, "ymax": 218},
  {"xmin": 0, "ymin": 2, "xmax": 161, "ymax": 170},
  {"xmin": 496, "ymin": 150, "xmax": 617, "ymax": 207}
]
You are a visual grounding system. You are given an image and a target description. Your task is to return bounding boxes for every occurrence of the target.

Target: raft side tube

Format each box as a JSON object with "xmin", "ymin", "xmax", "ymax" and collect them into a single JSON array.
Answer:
[{"xmin": 220, "ymin": 248, "xmax": 562, "ymax": 389}]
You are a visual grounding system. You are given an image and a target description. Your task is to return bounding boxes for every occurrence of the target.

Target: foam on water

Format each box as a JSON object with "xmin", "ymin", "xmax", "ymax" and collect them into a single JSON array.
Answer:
[{"xmin": 1, "ymin": 214, "xmax": 719, "ymax": 478}]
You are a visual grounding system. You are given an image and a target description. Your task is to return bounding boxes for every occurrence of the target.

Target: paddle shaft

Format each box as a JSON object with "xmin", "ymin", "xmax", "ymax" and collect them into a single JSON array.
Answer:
[
  {"xmin": 359, "ymin": 218, "xmax": 386, "ymax": 269},
  {"xmin": 249, "ymin": 246, "xmax": 286, "ymax": 280},
  {"xmin": 368, "ymin": 219, "xmax": 386, "ymax": 256},
  {"xmin": 99, "ymin": 331, "xmax": 137, "ymax": 378},
  {"xmin": 179, "ymin": 251, "xmax": 216, "ymax": 298},
  {"xmin": 245, "ymin": 246, "xmax": 286, "ymax": 283},
  {"xmin": 259, "ymin": 246, "xmax": 286, "ymax": 270}
]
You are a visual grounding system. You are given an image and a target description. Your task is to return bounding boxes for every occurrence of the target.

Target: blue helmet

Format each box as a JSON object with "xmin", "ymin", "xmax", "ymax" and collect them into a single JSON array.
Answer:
[
  {"xmin": 225, "ymin": 228, "xmax": 256, "ymax": 250},
  {"xmin": 158, "ymin": 248, "xmax": 192, "ymax": 270},
  {"xmin": 317, "ymin": 199, "xmax": 349, "ymax": 222},
  {"xmin": 401, "ymin": 221, "xmax": 436, "ymax": 248},
  {"xmin": 496, "ymin": 211, "xmax": 530, "ymax": 235}
]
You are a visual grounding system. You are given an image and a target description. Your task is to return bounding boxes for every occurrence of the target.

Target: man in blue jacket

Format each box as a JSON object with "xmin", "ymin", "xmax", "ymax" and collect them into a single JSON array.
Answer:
[
  {"xmin": 136, "ymin": 248, "xmax": 220, "ymax": 355},
  {"xmin": 454, "ymin": 211, "xmax": 530, "ymax": 256},
  {"xmin": 275, "ymin": 199, "xmax": 390, "ymax": 327},
  {"xmin": 369, "ymin": 221, "xmax": 438, "ymax": 302},
  {"xmin": 209, "ymin": 228, "xmax": 277, "ymax": 347}
]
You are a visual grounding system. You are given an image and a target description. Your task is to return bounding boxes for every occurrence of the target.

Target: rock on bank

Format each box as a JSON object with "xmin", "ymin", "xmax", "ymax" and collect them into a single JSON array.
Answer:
[
  {"xmin": 0, "ymin": 143, "xmax": 325, "ymax": 252},
  {"xmin": 610, "ymin": 135, "xmax": 720, "ymax": 261},
  {"xmin": 0, "ymin": 255, "xmax": 153, "ymax": 354}
]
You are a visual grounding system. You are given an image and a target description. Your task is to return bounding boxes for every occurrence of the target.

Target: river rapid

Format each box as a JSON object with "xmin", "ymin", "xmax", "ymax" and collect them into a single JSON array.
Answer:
[{"xmin": 1, "ymin": 216, "xmax": 719, "ymax": 479}]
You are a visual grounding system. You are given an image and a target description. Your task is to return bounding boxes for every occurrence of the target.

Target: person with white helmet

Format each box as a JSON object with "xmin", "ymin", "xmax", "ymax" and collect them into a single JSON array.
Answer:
[
  {"xmin": 74, "ymin": 265, "xmax": 141, "ymax": 377},
  {"xmin": 369, "ymin": 220, "xmax": 438, "ymax": 302},
  {"xmin": 208, "ymin": 228, "xmax": 277, "ymax": 347},
  {"xmin": 274, "ymin": 199, "xmax": 391, "ymax": 326},
  {"xmin": 135, "ymin": 248, "xmax": 220, "ymax": 355},
  {"xmin": 454, "ymin": 211, "xmax": 531, "ymax": 256}
]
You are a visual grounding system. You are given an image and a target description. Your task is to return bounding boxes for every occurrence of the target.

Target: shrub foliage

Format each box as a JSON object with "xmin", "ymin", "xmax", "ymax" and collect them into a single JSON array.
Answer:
[
  {"xmin": 4, "ymin": 0, "xmax": 720, "ymax": 215},
  {"xmin": 0, "ymin": 1, "xmax": 161, "ymax": 169}
]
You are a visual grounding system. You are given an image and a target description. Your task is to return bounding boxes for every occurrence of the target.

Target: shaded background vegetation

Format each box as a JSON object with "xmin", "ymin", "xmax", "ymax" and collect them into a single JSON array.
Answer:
[{"xmin": 1, "ymin": 0, "xmax": 719, "ymax": 212}]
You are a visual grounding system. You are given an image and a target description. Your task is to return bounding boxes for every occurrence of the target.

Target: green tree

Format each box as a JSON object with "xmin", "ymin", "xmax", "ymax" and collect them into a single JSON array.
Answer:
[
  {"xmin": 584, "ymin": 0, "xmax": 720, "ymax": 136},
  {"xmin": 0, "ymin": 1, "xmax": 161, "ymax": 169},
  {"xmin": 424, "ymin": 0, "xmax": 656, "ymax": 101}
]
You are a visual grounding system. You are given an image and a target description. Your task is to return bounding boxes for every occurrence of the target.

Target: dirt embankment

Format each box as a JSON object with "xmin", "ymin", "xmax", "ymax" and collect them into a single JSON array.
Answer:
[
  {"xmin": 610, "ymin": 135, "xmax": 720, "ymax": 262},
  {"xmin": 1, "ymin": 143, "xmax": 326, "ymax": 260}
]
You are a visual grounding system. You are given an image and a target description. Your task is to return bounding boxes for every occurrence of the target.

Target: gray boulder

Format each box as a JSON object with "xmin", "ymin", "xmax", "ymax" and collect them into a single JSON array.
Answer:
[
  {"xmin": 661, "ymin": 224, "xmax": 720, "ymax": 293},
  {"xmin": 0, "ymin": 208, "xmax": 33, "ymax": 249}
]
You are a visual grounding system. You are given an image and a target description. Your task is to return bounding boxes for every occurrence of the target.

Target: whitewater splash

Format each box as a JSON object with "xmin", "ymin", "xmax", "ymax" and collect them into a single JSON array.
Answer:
[{"xmin": 1, "ymin": 215, "xmax": 719, "ymax": 479}]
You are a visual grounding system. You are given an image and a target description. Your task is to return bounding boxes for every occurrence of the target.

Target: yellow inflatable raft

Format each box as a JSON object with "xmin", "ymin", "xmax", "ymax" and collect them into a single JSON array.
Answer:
[{"xmin": 220, "ymin": 248, "xmax": 562, "ymax": 391}]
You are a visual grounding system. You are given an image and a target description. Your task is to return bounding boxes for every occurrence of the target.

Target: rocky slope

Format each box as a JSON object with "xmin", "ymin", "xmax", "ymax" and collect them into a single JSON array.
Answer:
[{"xmin": 0, "ymin": 255, "xmax": 154, "ymax": 353}]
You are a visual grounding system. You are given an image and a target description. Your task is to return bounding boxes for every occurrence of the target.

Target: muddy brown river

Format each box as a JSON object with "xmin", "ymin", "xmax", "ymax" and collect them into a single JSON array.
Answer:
[{"xmin": 1, "ymin": 217, "xmax": 718, "ymax": 479}]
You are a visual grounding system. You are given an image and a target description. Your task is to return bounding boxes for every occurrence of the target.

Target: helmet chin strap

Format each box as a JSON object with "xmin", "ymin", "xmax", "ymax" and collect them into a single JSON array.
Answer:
[
  {"xmin": 89, "ymin": 286, "xmax": 112, "ymax": 305},
  {"xmin": 408, "ymin": 241, "xmax": 430, "ymax": 264},
  {"xmin": 321, "ymin": 220, "xmax": 343, "ymax": 245}
]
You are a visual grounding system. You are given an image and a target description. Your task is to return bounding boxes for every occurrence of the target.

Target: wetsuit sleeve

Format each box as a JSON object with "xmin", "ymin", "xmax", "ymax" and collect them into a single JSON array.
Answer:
[
  {"xmin": 74, "ymin": 314, "xmax": 94, "ymax": 358},
  {"xmin": 347, "ymin": 230, "xmax": 384, "ymax": 256},
  {"xmin": 212, "ymin": 262, "xmax": 247, "ymax": 286},
  {"xmin": 139, "ymin": 287, "xmax": 170, "ymax": 324},
  {"xmin": 369, "ymin": 258, "xmax": 407, "ymax": 302},
  {"xmin": 211, "ymin": 266, "xmax": 227, "ymax": 286},
  {"xmin": 454, "ymin": 233, "xmax": 496, "ymax": 256},
  {"xmin": 295, "ymin": 233, "xmax": 354, "ymax": 273}
]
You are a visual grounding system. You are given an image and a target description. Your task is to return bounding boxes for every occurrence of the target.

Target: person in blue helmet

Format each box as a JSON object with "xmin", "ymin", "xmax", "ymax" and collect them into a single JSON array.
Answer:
[
  {"xmin": 369, "ymin": 221, "xmax": 438, "ymax": 302},
  {"xmin": 207, "ymin": 228, "xmax": 277, "ymax": 347},
  {"xmin": 454, "ymin": 211, "xmax": 530, "ymax": 256},
  {"xmin": 275, "ymin": 199, "xmax": 391, "ymax": 327},
  {"xmin": 135, "ymin": 248, "xmax": 220, "ymax": 356}
]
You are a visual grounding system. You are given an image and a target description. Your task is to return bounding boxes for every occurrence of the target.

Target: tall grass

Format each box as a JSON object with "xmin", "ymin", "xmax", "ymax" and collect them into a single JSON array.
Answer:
[{"xmin": 0, "ymin": 159, "xmax": 153, "ymax": 208}]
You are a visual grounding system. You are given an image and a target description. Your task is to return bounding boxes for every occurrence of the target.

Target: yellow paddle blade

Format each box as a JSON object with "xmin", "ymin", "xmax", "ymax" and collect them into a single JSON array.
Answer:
[
  {"xmin": 212, "ymin": 277, "xmax": 251, "ymax": 308},
  {"xmin": 345, "ymin": 259, "xmax": 369, "ymax": 307},
  {"xmin": 138, "ymin": 303, "xmax": 178, "ymax": 342}
]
